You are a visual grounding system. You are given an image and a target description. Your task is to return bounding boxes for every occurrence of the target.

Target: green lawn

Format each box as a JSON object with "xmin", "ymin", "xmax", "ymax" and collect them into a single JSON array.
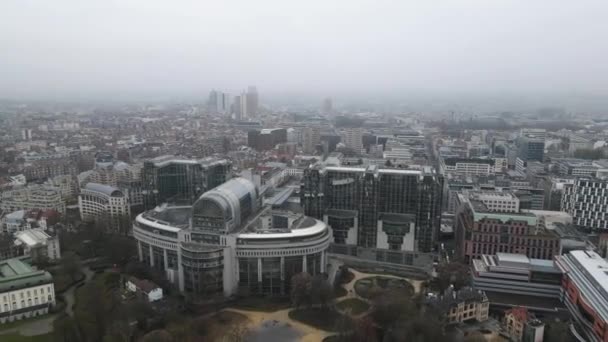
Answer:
[
  {"xmin": 336, "ymin": 298, "xmax": 370, "ymax": 315},
  {"xmin": 0, "ymin": 333, "xmax": 53, "ymax": 342},
  {"xmin": 0, "ymin": 315, "xmax": 54, "ymax": 332}
]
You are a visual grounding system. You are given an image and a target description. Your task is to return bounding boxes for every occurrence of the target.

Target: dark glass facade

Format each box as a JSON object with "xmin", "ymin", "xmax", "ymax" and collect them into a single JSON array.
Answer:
[
  {"xmin": 302, "ymin": 165, "xmax": 442, "ymax": 253},
  {"xmin": 142, "ymin": 158, "xmax": 231, "ymax": 209}
]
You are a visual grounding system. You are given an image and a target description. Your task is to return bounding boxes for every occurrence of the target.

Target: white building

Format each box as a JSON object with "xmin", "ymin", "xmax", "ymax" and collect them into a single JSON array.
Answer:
[
  {"xmin": 14, "ymin": 229, "xmax": 61, "ymax": 261},
  {"xmin": 44, "ymin": 174, "xmax": 78, "ymax": 201},
  {"xmin": 561, "ymin": 178, "xmax": 608, "ymax": 230},
  {"xmin": 126, "ymin": 277, "xmax": 163, "ymax": 302},
  {"xmin": 465, "ymin": 191, "xmax": 520, "ymax": 213},
  {"xmin": 79, "ymin": 183, "xmax": 130, "ymax": 232},
  {"xmin": 441, "ymin": 157, "xmax": 495, "ymax": 176},
  {"xmin": 0, "ymin": 258, "xmax": 56, "ymax": 323}
]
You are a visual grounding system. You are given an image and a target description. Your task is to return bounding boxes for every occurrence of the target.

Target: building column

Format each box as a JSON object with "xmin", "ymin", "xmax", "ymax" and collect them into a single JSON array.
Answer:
[
  {"xmin": 137, "ymin": 241, "xmax": 143, "ymax": 261},
  {"xmin": 149, "ymin": 245, "xmax": 154, "ymax": 267},
  {"xmin": 257, "ymin": 257, "xmax": 263, "ymax": 294},
  {"xmin": 321, "ymin": 251, "xmax": 326, "ymax": 273},
  {"xmin": 302, "ymin": 255, "xmax": 307, "ymax": 273},
  {"xmin": 280, "ymin": 257, "xmax": 285, "ymax": 295},
  {"xmin": 163, "ymin": 248, "xmax": 168, "ymax": 270}
]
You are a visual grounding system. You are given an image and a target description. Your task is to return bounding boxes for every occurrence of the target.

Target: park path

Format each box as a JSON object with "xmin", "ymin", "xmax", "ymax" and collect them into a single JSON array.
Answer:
[
  {"xmin": 223, "ymin": 307, "xmax": 333, "ymax": 342},
  {"xmin": 340, "ymin": 268, "xmax": 424, "ymax": 300},
  {"xmin": 64, "ymin": 266, "xmax": 95, "ymax": 317}
]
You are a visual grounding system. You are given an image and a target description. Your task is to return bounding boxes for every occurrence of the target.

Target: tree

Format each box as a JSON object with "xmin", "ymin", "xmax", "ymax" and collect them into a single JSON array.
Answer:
[
  {"xmin": 291, "ymin": 272, "xmax": 312, "ymax": 308},
  {"xmin": 53, "ymin": 315, "xmax": 81, "ymax": 342},
  {"xmin": 141, "ymin": 330, "xmax": 174, "ymax": 342},
  {"xmin": 310, "ymin": 274, "xmax": 334, "ymax": 309},
  {"xmin": 61, "ymin": 253, "xmax": 82, "ymax": 282},
  {"xmin": 435, "ymin": 261, "xmax": 471, "ymax": 292}
]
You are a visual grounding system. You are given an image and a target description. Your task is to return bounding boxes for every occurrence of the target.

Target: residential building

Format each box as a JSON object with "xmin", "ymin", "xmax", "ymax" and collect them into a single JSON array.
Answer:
[
  {"xmin": 133, "ymin": 178, "xmax": 331, "ymax": 297},
  {"xmin": 301, "ymin": 164, "xmax": 442, "ymax": 260},
  {"xmin": 555, "ymin": 250, "xmax": 608, "ymax": 342},
  {"xmin": 141, "ymin": 156, "xmax": 232, "ymax": 210},
  {"xmin": 14, "ymin": 229, "xmax": 61, "ymax": 261},
  {"xmin": 0, "ymin": 257, "xmax": 56, "ymax": 323},
  {"xmin": 22, "ymin": 157, "xmax": 78, "ymax": 182},
  {"xmin": 1, "ymin": 209, "xmax": 59, "ymax": 234},
  {"xmin": 341, "ymin": 128, "xmax": 363, "ymax": 152},
  {"xmin": 44, "ymin": 174, "xmax": 78, "ymax": 202},
  {"xmin": 79, "ymin": 183, "xmax": 130, "ymax": 233},
  {"xmin": 561, "ymin": 177, "xmax": 608, "ymax": 230},
  {"xmin": 426, "ymin": 286, "xmax": 489, "ymax": 324},
  {"xmin": 0, "ymin": 186, "xmax": 65, "ymax": 214},
  {"xmin": 126, "ymin": 277, "xmax": 163, "ymax": 302},
  {"xmin": 503, "ymin": 307, "xmax": 545, "ymax": 342},
  {"xmin": 302, "ymin": 126, "xmax": 321, "ymax": 154}
]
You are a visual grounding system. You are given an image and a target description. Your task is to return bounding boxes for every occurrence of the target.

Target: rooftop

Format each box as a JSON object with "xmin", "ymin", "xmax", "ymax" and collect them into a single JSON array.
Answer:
[{"xmin": 0, "ymin": 257, "xmax": 53, "ymax": 293}]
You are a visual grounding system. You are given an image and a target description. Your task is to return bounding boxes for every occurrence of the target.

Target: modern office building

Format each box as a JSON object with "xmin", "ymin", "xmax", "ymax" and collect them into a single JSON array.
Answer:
[
  {"xmin": 0, "ymin": 257, "xmax": 56, "ymax": 323},
  {"xmin": 248, "ymin": 128, "xmax": 287, "ymax": 151},
  {"xmin": 440, "ymin": 158, "xmax": 496, "ymax": 176},
  {"xmin": 455, "ymin": 192, "xmax": 560, "ymax": 262},
  {"xmin": 561, "ymin": 177, "xmax": 608, "ymax": 230},
  {"xmin": 517, "ymin": 135, "xmax": 545, "ymax": 162},
  {"xmin": 133, "ymin": 178, "xmax": 331, "ymax": 297},
  {"xmin": 141, "ymin": 156, "xmax": 232, "ymax": 210},
  {"xmin": 78, "ymin": 183, "xmax": 131, "ymax": 232},
  {"xmin": 471, "ymin": 253, "xmax": 562, "ymax": 299},
  {"xmin": 555, "ymin": 250, "xmax": 608, "ymax": 342},
  {"xmin": 301, "ymin": 164, "xmax": 442, "ymax": 261},
  {"xmin": 0, "ymin": 186, "xmax": 65, "ymax": 214}
]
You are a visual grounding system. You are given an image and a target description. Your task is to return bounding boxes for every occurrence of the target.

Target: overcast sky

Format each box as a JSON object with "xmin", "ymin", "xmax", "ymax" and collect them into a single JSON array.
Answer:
[{"xmin": 1, "ymin": 0, "xmax": 607, "ymax": 101}]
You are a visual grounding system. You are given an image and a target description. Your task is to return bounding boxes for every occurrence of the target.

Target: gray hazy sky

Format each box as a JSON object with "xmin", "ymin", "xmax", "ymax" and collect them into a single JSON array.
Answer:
[{"xmin": 1, "ymin": 0, "xmax": 608, "ymax": 101}]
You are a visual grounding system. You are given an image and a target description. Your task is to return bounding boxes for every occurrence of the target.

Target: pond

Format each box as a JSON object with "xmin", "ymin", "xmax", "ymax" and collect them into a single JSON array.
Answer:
[{"xmin": 246, "ymin": 320, "xmax": 302, "ymax": 342}]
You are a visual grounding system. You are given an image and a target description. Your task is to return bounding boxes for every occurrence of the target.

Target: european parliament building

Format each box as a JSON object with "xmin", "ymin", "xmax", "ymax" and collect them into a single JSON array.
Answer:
[
  {"xmin": 133, "ymin": 178, "xmax": 331, "ymax": 297},
  {"xmin": 301, "ymin": 164, "xmax": 443, "ymax": 267}
]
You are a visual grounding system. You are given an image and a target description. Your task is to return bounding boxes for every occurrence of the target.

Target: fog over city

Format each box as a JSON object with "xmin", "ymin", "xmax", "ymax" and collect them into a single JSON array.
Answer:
[{"xmin": 1, "ymin": 0, "xmax": 608, "ymax": 105}]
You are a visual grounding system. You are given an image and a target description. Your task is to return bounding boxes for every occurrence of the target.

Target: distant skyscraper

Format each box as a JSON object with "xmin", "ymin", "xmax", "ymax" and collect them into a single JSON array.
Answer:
[
  {"xmin": 240, "ymin": 93, "xmax": 248, "ymax": 119},
  {"xmin": 233, "ymin": 95, "xmax": 242, "ymax": 120},
  {"xmin": 246, "ymin": 86, "xmax": 259, "ymax": 116},
  {"xmin": 302, "ymin": 126, "xmax": 321, "ymax": 154},
  {"xmin": 341, "ymin": 128, "xmax": 363, "ymax": 152},
  {"xmin": 322, "ymin": 97, "xmax": 332, "ymax": 113},
  {"xmin": 208, "ymin": 90, "xmax": 231, "ymax": 114}
]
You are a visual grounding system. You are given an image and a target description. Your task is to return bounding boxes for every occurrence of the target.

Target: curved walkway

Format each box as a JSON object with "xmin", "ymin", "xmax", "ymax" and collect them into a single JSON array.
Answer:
[
  {"xmin": 224, "ymin": 307, "xmax": 333, "ymax": 342},
  {"xmin": 221, "ymin": 269, "xmax": 423, "ymax": 341}
]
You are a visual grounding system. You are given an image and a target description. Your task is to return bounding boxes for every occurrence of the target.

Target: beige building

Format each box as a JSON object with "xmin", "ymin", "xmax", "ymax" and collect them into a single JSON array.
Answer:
[{"xmin": 427, "ymin": 286, "xmax": 489, "ymax": 324}]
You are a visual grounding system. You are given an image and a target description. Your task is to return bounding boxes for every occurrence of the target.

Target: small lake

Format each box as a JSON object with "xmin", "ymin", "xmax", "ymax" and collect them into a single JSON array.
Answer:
[{"xmin": 246, "ymin": 320, "xmax": 302, "ymax": 342}]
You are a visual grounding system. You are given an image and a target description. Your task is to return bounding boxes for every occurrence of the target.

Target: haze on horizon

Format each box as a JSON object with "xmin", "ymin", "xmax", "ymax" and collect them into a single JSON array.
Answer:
[{"xmin": 1, "ymin": 0, "xmax": 608, "ymax": 103}]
